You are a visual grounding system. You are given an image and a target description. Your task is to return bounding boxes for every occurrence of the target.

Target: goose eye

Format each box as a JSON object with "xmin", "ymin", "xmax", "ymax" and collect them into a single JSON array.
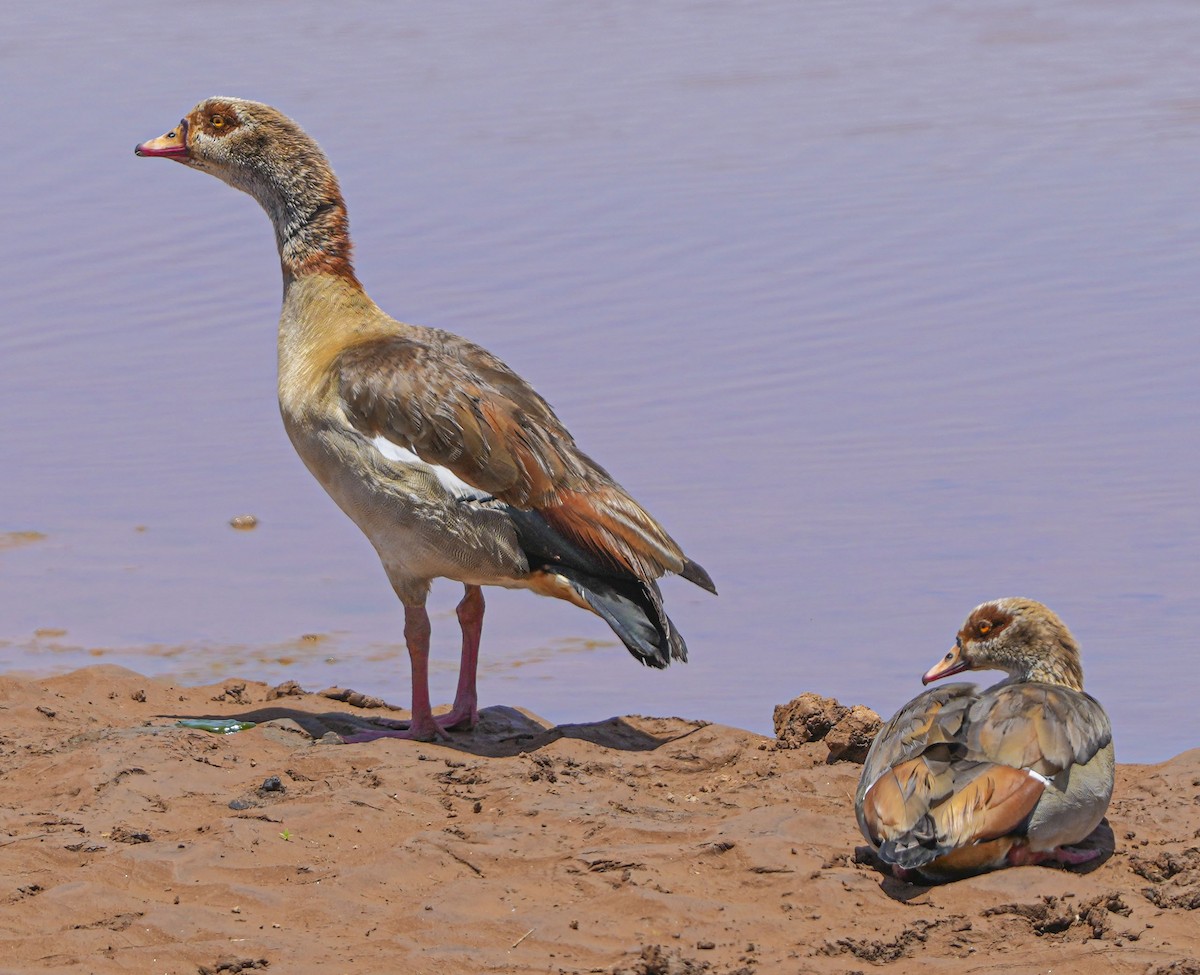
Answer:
[
  {"xmin": 978, "ymin": 620, "xmax": 992, "ymax": 635},
  {"xmin": 211, "ymin": 114, "xmax": 225, "ymax": 128}
]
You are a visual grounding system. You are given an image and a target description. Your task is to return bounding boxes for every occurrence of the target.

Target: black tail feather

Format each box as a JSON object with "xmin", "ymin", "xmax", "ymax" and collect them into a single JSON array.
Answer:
[
  {"xmin": 681, "ymin": 557, "xmax": 717, "ymax": 594},
  {"xmin": 502, "ymin": 505, "xmax": 697, "ymax": 665},
  {"xmin": 554, "ymin": 566, "xmax": 687, "ymax": 668},
  {"xmin": 877, "ymin": 813, "xmax": 954, "ymax": 870},
  {"xmin": 504, "ymin": 505, "xmax": 716, "ymax": 595}
]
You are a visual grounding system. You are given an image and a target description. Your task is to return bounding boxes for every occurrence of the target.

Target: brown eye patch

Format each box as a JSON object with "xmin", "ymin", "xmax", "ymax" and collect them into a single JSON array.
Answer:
[
  {"xmin": 197, "ymin": 102, "xmax": 241, "ymax": 136},
  {"xmin": 959, "ymin": 605, "xmax": 1015, "ymax": 644}
]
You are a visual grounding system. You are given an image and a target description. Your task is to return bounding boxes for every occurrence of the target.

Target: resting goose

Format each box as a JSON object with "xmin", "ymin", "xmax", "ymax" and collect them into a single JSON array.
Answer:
[
  {"xmin": 856, "ymin": 598, "xmax": 1114, "ymax": 880},
  {"xmin": 135, "ymin": 98, "xmax": 715, "ymax": 741}
]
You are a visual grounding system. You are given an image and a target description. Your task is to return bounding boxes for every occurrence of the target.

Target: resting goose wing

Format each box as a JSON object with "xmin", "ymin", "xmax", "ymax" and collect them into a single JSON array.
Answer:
[
  {"xmin": 967, "ymin": 683, "xmax": 1113, "ymax": 778},
  {"xmin": 856, "ymin": 683, "xmax": 978, "ymax": 849}
]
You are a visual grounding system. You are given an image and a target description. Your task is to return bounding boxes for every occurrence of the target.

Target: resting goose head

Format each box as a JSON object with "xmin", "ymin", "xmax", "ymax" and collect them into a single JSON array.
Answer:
[
  {"xmin": 135, "ymin": 97, "xmax": 353, "ymax": 279},
  {"xmin": 922, "ymin": 597, "xmax": 1085, "ymax": 691}
]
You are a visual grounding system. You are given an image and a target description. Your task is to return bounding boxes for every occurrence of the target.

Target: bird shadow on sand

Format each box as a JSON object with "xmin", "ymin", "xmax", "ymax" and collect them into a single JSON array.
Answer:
[
  {"xmin": 855, "ymin": 819, "xmax": 1117, "ymax": 901},
  {"xmin": 155, "ymin": 702, "xmax": 711, "ymax": 757}
]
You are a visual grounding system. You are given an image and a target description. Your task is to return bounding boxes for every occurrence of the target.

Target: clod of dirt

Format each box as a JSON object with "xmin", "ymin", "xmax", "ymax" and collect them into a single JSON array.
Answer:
[
  {"xmin": 773, "ymin": 692, "xmax": 881, "ymax": 763},
  {"xmin": 109, "ymin": 825, "xmax": 151, "ymax": 844},
  {"xmin": 266, "ymin": 681, "xmax": 305, "ymax": 700},
  {"xmin": 824, "ymin": 704, "xmax": 882, "ymax": 763},
  {"xmin": 818, "ymin": 918, "xmax": 946, "ymax": 962},
  {"xmin": 1144, "ymin": 885, "xmax": 1200, "ymax": 910},
  {"xmin": 614, "ymin": 945, "xmax": 711, "ymax": 975},
  {"xmin": 211, "ymin": 683, "xmax": 251, "ymax": 705},
  {"xmin": 774, "ymin": 692, "xmax": 843, "ymax": 745},
  {"xmin": 73, "ymin": 912, "xmax": 143, "ymax": 932},
  {"xmin": 198, "ymin": 958, "xmax": 269, "ymax": 974},
  {"xmin": 1132, "ymin": 847, "xmax": 1200, "ymax": 910},
  {"xmin": 1130, "ymin": 850, "xmax": 1195, "ymax": 883},
  {"xmin": 983, "ymin": 892, "xmax": 1130, "ymax": 938},
  {"xmin": 319, "ymin": 687, "xmax": 399, "ymax": 710},
  {"xmin": 1149, "ymin": 961, "xmax": 1200, "ymax": 975}
]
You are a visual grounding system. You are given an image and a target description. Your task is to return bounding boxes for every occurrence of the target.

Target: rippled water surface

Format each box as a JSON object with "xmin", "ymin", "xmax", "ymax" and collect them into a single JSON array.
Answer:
[{"xmin": 3, "ymin": 1, "xmax": 1199, "ymax": 761}]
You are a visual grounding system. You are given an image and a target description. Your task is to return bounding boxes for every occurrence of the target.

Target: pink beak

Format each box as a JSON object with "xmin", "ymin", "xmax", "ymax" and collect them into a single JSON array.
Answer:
[
  {"xmin": 135, "ymin": 119, "xmax": 189, "ymax": 159},
  {"xmin": 922, "ymin": 645, "xmax": 970, "ymax": 685}
]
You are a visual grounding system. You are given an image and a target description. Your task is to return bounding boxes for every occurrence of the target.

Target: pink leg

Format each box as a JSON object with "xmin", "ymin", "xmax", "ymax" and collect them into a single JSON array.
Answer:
[
  {"xmin": 1007, "ymin": 844, "xmax": 1103, "ymax": 868},
  {"xmin": 437, "ymin": 585, "xmax": 484, "ymax": 731},
  {"xmin": 1049, "ymin": 845, "xmax": 1103, "ymax": 866},
  {"xmin": 341, "ymin": 603, "xmax": 447, "ymax": 743}
]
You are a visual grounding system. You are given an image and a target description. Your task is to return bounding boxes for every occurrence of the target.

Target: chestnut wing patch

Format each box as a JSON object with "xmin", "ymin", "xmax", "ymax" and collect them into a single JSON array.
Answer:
[
  {"xmin": 857, "ymin": 684, "xmax": 977, "ymax": 846},
  {"xmin": 861, "ymin": 757, "xmax": 1045, "ymax": 868}
]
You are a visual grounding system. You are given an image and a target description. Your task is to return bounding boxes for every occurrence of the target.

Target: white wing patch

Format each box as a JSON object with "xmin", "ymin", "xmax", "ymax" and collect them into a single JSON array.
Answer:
[{"xmin": 370, "ymin": 436, "xmax": 492, "ymax": 502}]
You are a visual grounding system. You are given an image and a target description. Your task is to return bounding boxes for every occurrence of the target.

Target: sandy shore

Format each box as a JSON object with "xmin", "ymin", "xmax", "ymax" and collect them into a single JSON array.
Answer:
[{"xmin": 0, "ymin": 665, "xmax": 1196, "ymax": 974}]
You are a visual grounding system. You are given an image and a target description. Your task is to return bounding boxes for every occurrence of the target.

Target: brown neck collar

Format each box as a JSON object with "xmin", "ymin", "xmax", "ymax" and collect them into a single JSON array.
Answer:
[{"xmin": 278, "ymin": 196, "xmax": 360, "ymax": 283}]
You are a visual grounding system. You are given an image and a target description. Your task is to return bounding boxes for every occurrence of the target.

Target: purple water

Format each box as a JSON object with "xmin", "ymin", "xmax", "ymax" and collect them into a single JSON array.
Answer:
[{"xmin": 3, "ymin": 2, "xmax": 1199, "ymax": 762}]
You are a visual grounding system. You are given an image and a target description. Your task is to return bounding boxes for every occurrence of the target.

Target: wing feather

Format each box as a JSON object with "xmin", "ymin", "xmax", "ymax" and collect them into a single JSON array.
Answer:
[
  {"xmin": 968, "ymin": 684, "xmax": 1112, "ymax": 777},
  {"xmin": 335, "ymin": 332, "xmax": 703, "ymax": 585}
]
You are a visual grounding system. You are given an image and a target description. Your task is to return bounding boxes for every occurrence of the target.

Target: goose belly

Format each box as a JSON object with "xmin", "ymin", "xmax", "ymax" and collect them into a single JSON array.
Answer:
[{"xmin": 281, "ymin": 415, "xmax": 530, "ymax": 597}]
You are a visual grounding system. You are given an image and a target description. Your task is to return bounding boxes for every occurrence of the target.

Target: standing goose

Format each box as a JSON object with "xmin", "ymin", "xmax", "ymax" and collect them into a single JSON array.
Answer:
[
  {"xmin": 135, "ymin": 98, "xmax": 714, "ymax": 742},
  {"xmin": 856, "ymin": 598, "xmax": 1114, "ymax": 880}
]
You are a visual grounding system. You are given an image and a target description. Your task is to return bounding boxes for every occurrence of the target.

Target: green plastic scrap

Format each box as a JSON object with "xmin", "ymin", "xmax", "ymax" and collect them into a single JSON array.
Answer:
[{"xmin": 176, "ymin": 718, "xmax": 257, "ymax": 735}]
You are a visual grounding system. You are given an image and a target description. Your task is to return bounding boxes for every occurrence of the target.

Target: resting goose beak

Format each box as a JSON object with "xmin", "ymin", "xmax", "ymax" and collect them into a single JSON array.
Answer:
[
  {"xmin": 922, "ymin": 644, "xmax": 968, "ymax": 684},
  {"xmin": 135, "ymin": 120, "xmax": 189, "ymax": 159}
]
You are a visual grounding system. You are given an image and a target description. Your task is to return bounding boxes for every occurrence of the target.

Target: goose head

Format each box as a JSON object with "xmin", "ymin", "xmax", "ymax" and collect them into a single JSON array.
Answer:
[
  {"xmin": 135, "ymin": 97, "xmax": 351, "ymax": 274},
  {"xmin": 921, "ymin": 597, "xmax": 1085, "ymax": 691}
]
